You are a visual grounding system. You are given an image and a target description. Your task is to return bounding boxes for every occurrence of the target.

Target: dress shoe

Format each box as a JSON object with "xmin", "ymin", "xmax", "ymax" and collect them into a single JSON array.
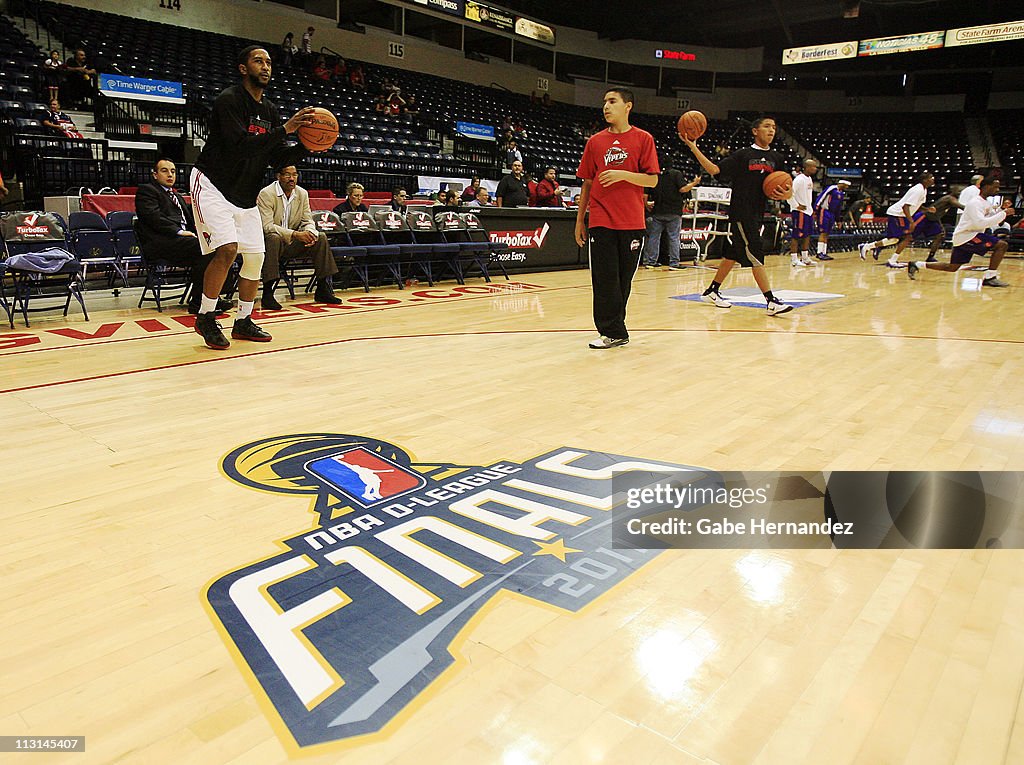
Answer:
[
  {"xmin": 262, "ymin": 292, "xmax": 283, "ymax": 311},
  {"xmin": 314, "ymin": 286, "xmax": 342, "ymax": 304}
]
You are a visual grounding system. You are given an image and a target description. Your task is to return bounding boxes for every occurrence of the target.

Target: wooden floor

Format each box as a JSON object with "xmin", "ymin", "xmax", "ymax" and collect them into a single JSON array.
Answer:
[{"xmin": 2, "ymin": 247, "xmax": 1023, "ymax": 764}]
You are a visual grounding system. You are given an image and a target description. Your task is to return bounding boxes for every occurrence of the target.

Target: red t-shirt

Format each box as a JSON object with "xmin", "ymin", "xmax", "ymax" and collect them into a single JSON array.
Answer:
[{"xmin": 577, "ymin": 126, "xmax": 659, "ymax": 230}]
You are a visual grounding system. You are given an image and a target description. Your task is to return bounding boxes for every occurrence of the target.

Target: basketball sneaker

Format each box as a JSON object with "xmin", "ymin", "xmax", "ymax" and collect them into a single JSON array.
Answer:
[
  {"xmin": 766, "ymin": 299, "xmax": 793, "ymax": 316},
  {"xmin": 858, "ymin": 242, "xmax": 870, "ymax": 260},
  {"xmin": 700, "ymin": 291, "xmax": 732, "ymax": 308},
  {"xmin": 816, "ymin": 253, "xmax": 834, "ymax": 261},
  {"xmin": 907, "ymin": 261, "xmax": 918, "ymax": 280},
  {"xmin": 588, "ymin": 336, "xmax": 629, "ymax": 349},
  {"xmin": 194, "ymin": 311, "xmax": 230, "ymax": 350},
  {"xmin": 231, "ymin": 317, "xmax": 273, "ymax": 342},
  {"xmin": 982, "ymin": 276, "xmax": 1009, "ymax": 287}
]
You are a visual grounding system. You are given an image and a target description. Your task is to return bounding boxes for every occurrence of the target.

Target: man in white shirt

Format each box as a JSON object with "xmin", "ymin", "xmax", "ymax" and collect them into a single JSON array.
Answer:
[
  {"xmin": 956, "ymin": 174, "xmax": 983, "ymax": 220},
  {"xmin": 465, "ymin": 188, "xmax": 491, "ymax": 207},
  {"xmin": 858, "ymin": 172, "xmax": 943, "ymax": 267},
  {"xmin": 907, "ymin": 176, "xmax": 1013, "ymax": 288},
  {"xmin": 788, "ymin": 159, "xmax": 817, "ymax": 266},
  {"xmin": 256, "ymin": 164, "xmax": 339, "ymax": 309}
]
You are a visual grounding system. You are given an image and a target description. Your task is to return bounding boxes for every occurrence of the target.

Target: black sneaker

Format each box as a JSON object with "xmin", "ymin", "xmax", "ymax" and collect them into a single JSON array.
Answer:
[
  {"xmin": 262, "ymin": 293, "xmax": 283, "ymax": 311},
  {"xmin": 231, "ymin": 317, "xmax": 273, "ymax": 342},
  {"xmin": 907, "ymin": 261, "xmax": 918, "ymax": 280},
  {"xmin": 194, "ymin": 311, "xmax": 230, "ymax": 350},
  {"xmin": 816, "ymin": 253, "xmax": 834, "ymax": 261}
]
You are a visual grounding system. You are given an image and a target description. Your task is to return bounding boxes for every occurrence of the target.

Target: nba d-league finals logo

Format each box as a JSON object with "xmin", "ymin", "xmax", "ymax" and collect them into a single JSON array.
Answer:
[
  {"xmin": 206, "ymin": 434, "xmax": 1024, "ymax": 751},
  {"xmin": 205, "ymin": 433, "xmax": 703, "ymax": 750}
]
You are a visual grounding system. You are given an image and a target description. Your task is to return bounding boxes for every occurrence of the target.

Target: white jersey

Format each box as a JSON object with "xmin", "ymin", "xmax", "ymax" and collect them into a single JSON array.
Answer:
[
  {"xmin": 788, "ymin": 173, "xmax": 813, "ymax": 212},
  {"xmin": 886, "ymin": 183, "xmax": 927, "ymax": 217},
  {"xmin": 952, "ymin": 196, "xmax": 1007, "ymax": 247},
  {"xmin": 958, "ymin": 184, "xmax": 980, "ymax": 208}
]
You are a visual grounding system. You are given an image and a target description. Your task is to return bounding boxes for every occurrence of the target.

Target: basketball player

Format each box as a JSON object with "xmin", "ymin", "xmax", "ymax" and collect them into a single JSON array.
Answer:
[
  {"xmin": 788, "ymin": 159, "xmax": 817, "ymax": 267},
  {"xmin": 189, "ymin": 45, "xmax": 315, "ymax": 350},
  {"xmin": 575, "ymin": 87, "xmax": 659, "ymax": 349},
  {"xmin": 682, "ymin": 116, "xmax": 793, "ymax": 315},
  {"xmin": 858, "ymin": 172, "xmax": 942, "ymax": 268},
  {"xmin": 907, "ymin": 176, "xmax": 1013, "ymax": 287},
  {"xmin": 813, "ymin": 178, "xmax": 851, "ymax": 260}
]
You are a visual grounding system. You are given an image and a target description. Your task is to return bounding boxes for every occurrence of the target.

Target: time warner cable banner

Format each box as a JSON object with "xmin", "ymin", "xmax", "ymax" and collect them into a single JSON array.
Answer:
[{"xmin": 610, "ymin": 471, "xmax": 1024, "ymax": 549}]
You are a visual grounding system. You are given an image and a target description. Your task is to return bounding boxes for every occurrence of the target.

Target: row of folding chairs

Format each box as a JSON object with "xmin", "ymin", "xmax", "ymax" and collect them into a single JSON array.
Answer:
[{"xmin": 281, "ymin": 210, "xmax": 512, "ymax": 295}]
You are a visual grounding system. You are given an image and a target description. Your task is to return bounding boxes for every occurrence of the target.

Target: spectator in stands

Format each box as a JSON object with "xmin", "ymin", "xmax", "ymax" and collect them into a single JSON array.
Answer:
[
  {"xmin": 135, "ymin": 158, "xmax": 231, "ymax": 315},
  {"xmin": 530, "ymin": 91, "xmax": 540, "ymax": 106},
  {"xmin": 846, "ymin": 192, "xmax": 873, "ymax": 226},
  {"xmin": 461, "ymin": 177, "xmax": 481, "ymax": 203},
  {"xmin": 63, "ymin": 48, "xmax": 97, "ymax": 107},
  {"xmin": 349, "ymin": 64, "xmax": 366, "ymax": 91},
  {"xmin": 541, "ymin": 93, "xmax": 552, "ymax": 108},
  {"xmin": 496, "ymin": 160, "xmax": 528, "ymax": 208},
  {"xmin": 189, "ymin": 44, "xmax": 316, "ymax": 350},
  {"xmin": 390, "ymin": 187, "xmax": 408, "ymax": 212},
  {"xmin": 525, "ymin": 172, "xmax": 537, "ymax": 205},
  {"xmin": 0, "ymin": 168, "xmax": 9, "ymax": 201},
  {"xmin": 505, "ymin": 140, "xmax": 523, "ymax": 166},
  {"xmin": 443, "ymin": 189, "xmax": 460, "ymax": 206},
  {"xmin": 386, "ymin": 90, "xmax": 406, "ymax": 117},
  {"xmin": 300, "ymin": 27, "xmax": 315, "ymax": 61},
  {"xmin": 312, "ymin": 55, "xmax": 331, "ymax": 81},
  {"xmin": 280, "ymin": 33, "xmax": 297, "ymax": 68},
  {"xmin": 332, "ymin": 56, "xmax": 347, "ymax": 78},
  {"xmin": 402, "ymin": 95, "xmax": 420, "ymax": 121},
  {"xmin": 43, "ymin": 50, "xmax": 62, "ymax": 101},
  {"xmin": 374, "ymin": 94, "xmax": 387, "ymax": 113},
  {"xmin": 535, "ymin": 166, "xmax": 564, "ymax": 208},
  {"xmin": 257, "ymin": 164, "xmax": 340, "ymax": 309},
  {"xmin": 42, "ymin": 99, "xmax": 82, "ymax": 138},
  {"xmin": 642, "ymin": 167, "xmax": 700, "ymax": 268},
  {"xmin": 334, "ymin": 182, "xmax": 368, "ymax": 214},
  {"xmin": 466, "ymin": 188, "xmax": 491, "ymax": 207}
]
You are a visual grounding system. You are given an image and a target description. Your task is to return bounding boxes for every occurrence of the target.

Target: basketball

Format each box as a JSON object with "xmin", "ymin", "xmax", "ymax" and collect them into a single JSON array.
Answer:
[
  {"xmin": 762, "ymin": 170, "xmax": 793, "ymax": 200},
  {"xmin": 297, "ymin": 107, "xmax": 339, "ymax": 152},
  {"xmin": 677, "ymin": 110, "xmax": 707, "ymax": 142}
]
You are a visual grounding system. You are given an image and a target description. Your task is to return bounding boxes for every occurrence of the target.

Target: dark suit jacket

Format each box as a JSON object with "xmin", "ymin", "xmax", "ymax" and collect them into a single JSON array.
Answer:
[{"xmin": 135, "ymin": 181, "xmax": 195, "ymax": 245}]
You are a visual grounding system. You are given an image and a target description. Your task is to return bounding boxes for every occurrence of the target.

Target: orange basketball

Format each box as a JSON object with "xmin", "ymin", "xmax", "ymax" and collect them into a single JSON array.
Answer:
[
  {"xmin": 297, "ymin": 107, "xmax": 339, "ymax": 152},
  {"xmin": 677, "ymin": 110, "xmax": 707, "ymax": 142},
  {"xmin": 762, "ymin": 170, "xmax": 793, "ymax": 200}
]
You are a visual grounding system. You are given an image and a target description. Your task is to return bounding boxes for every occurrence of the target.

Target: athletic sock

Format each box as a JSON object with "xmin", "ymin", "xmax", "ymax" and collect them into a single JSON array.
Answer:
[
  {"xmin": 236, "ymin": 299, "xmax": 254, "ymax": 320},
  {"xmin": 704, "ymin": 280, "xmax": 721, "ymax": 295},
  {"xmin": 763, "ymin": 290, "xmax": 777, "ymax": 303},
  {"xmin": 200, "ymin": 294, "xmax": 218, "ymax": 314},
  {"xmin": 985, "ymin": 270, "xmax": 997, "ymax": 280}
]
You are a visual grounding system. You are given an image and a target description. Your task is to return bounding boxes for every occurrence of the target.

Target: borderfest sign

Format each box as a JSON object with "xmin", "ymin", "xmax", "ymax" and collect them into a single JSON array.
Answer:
[{"xmin": 782, "ymin": 40, "xmax": 857, "ymax": 65}]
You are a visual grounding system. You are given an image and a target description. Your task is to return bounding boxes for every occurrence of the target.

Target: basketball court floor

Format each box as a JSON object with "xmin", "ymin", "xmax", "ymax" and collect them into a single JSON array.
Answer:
[{"xmin": 2, "ymin": 249, "xmax": 1023, "ymax": 764}]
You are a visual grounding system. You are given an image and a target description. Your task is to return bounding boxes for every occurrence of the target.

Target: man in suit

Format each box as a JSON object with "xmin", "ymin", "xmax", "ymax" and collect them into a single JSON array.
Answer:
[
  {"xmin": 257, "ymin": 165, "xmax": 340, "ymax": 309},
  {"xmin": 135, "ymin": 158, "xmax": 231, "ymax": 314}
]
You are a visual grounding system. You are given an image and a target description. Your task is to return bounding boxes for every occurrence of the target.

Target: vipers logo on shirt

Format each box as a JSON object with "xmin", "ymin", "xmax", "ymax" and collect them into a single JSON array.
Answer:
[
  {"xmin": 247, "ymin": 116, "xmax": 271, "ymax": 136},
  {"xmin": 604, "ymin": 146, "xmax": 628, "ymax": 166},
  {"xmin": 207, "ymin": 433, "xmax": 704, "ymax": 751}
]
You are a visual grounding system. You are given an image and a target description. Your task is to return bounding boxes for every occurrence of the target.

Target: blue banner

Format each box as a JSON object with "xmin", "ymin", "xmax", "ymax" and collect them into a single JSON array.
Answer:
[
  {"xmin": 455, "ymin": 121, "xmax": 495, "ymax": 141},
  {"xmin": 827, "ymin": 167, "xmax": 863, "ymax": 179},
  {"xmin": 98, "ymin": 73, "xmax": 185, "ymax": 104}
]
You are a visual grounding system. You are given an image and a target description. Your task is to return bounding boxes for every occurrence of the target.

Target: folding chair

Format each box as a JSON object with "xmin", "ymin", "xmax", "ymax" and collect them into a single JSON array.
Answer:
[
  {"xmin": 134, "ymin": 220, "xmax": 193, "ymax": 312},
  {"xmin": 107, "ymin": 211, "xmax": 143, "ymax": 278},
  {"xmin": 433, "ymin": 210, "xmax": 492, "ymax": 283},
  {"xmin": 312, "ymin": 211, "xmax": 369, "ymax": 292},
  {"xmin": 404, "ymin": 210, "xmax": 460, "ymax": 285},
  {"xmin": 0, "ymin": 211, "xmax": 87, "ymax": 327},
  {"xmin": 340, "ymin": 211, "xmax": 403, "ymax": 289},
  {"xmin": 374, "ymin": 209, "xmax": 437, "ymax": 286},
  {"xmin": 459, "ymin": 212, "xmax": 511, "ymax": 281},
  {"xmin": 68, "ymin": 210, "xmax": 126, "ymax": 291}
]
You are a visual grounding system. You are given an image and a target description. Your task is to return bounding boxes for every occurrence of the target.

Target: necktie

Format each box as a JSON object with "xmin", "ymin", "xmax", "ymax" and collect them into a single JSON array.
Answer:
[{"xmin": 168, "ymin": 188, "xmax": 187, "ymax": 231}]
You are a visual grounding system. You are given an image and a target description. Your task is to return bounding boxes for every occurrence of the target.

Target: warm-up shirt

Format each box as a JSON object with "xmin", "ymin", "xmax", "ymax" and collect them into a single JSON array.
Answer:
[
  {"xmin": 886, "ymin": 183, "xmax": 927, "ymax": 218},
  {"xmin": 194, "ymin": 85, "xmax": 305, "ymax": 209},
  {"xmin": 647, "ymin": 168, "xmax": 689, "ymax": 216},
  {"xmin": 577, "ymin": 126, "xmax": 659, "ymax": 230},
  {"xmin": 952, "ymin": 197, "xmax": 1008, "ymax": 247},
  {"xmin": 788, "ymin": 173, "xmax": 813, "ymax": 212},
  {"xmin": 814, "ymin": 185, "xmax": 846, "ymax": 217},
  {"xmin": 715, "ymin": 144, "xmax": 785, "ymax": 223}
]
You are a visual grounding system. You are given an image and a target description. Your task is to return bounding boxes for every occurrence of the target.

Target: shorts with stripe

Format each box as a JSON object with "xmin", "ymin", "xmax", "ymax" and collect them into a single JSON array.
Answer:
[
  {"xmin": 815, "ymin": 208, "xmax": 836, "ymax": 235},
  {"xmin": 885, "ymin": 212, "xmax": 943, "ymax": 241},
  {"xmin": 789, "ymin": 210, "xmax": 815, "ymax": 239},
  {"xmin": 189, "ymin": 168, "xmax": 265, "ymax": 256},
  {"xmin": 723, "ymin": 219, "xmax": 764, "ymax": 268},
  {"xmin": 951, "ymin": 232, "xmax": 999, "ymax": 265}
]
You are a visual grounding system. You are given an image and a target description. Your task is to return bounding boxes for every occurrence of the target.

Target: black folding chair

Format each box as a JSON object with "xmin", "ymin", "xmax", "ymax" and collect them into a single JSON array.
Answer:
[{"xmin": 312, "ymin": 211, "xmax": 370, "ymax": 292}]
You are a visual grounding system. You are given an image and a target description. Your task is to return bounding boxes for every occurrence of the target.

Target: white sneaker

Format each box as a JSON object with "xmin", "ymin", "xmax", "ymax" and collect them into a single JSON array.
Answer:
[
  {"xmin": 588, "ymin": 335, "xmax": 629, "ymax": 349},
  {"xmin": 802, "ymin": 255, "xmax": 815, "ymax": 265},
  {"xmin": 700, "ymin": 291, "xmax": 732, "ymax": 308},
  {"xmin": 858, "ymin": 242, "xmax": 870, "ymax": 260},
  {"xmin": 791, "ymin": 259, "xmax": 807, "ymax": 267},
  {"xmin": 766, "ymin": 299, "xmax": 793, "ymax": 316}
]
